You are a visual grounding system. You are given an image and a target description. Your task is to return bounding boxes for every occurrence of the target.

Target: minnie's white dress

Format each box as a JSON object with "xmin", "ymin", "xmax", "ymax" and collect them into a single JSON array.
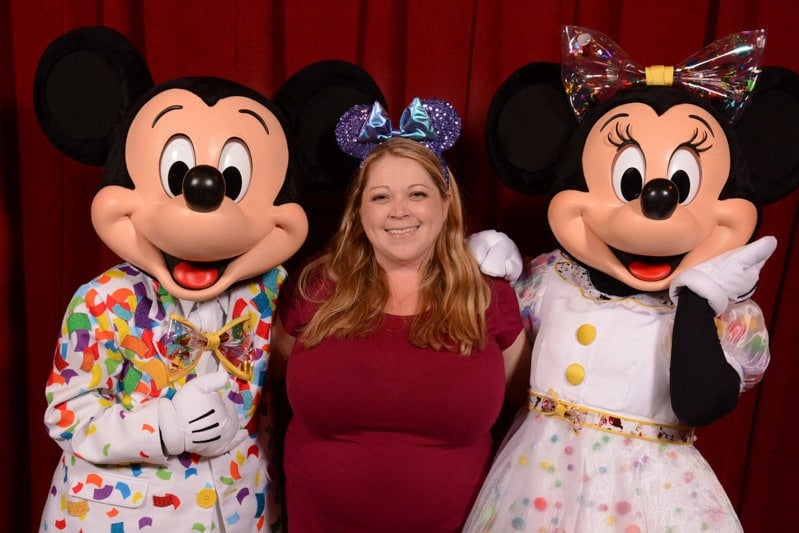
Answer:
[{"xmin": 464, "ymin": 251, "xmax": 769, "ymax": 533}]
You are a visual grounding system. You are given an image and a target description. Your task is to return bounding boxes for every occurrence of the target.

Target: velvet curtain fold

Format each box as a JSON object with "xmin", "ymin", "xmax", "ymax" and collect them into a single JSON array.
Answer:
[{"xmin": 3, "ymin": 1, "xmax": 797, "ymax": 531}]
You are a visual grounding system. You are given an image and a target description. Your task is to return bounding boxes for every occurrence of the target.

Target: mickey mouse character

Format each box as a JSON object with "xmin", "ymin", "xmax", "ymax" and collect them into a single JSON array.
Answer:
[
  {"xmin": 464, "ymin": 26, "xmax": 799, "ymax": 531},
  {"xmin": 33, "ymin": 27, "xmax": 382, "ymax": 532}
]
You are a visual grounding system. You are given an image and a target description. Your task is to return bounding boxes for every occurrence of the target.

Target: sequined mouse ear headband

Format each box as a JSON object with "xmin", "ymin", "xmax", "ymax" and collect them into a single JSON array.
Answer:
[
  {"xmin": 335, "ymin": 97, "xmax": 462, "ymax": 185},
  {"xmin": 561, "ymin": 25, "xmax": 766, "ymax": 121}
]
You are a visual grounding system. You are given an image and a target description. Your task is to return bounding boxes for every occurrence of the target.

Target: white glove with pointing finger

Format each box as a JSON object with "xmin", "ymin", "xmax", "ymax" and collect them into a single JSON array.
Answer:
[
  {"xmin": 467, "ymin": 229, "xmax": 523, "ymax": 281},
  {"xmin": 158, "ymin": 371, "xmax": 245, "ymax": 457},
  {"xmin": 669, "ymin": 236, "xmax": 777, "ymax": 315}
]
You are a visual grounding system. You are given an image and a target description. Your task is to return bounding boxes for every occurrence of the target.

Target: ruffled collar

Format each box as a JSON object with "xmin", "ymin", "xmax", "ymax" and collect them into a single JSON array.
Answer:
[{"xmin": 555, "ymin": 252, "xmax": 674, "ymax": 310}]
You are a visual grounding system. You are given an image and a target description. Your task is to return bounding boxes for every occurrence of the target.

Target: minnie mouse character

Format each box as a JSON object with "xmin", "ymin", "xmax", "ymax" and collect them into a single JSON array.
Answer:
[
  {"xmin": 465, "ymin": 26, "xmax": 799, "ymax": 531},
  {"xmin": 33, "ymin": 26, "xmax": 382, "ymax": 532}
]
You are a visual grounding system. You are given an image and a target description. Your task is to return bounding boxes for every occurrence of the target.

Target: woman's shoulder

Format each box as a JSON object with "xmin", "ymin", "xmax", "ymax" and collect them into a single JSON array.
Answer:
[
  {"xmin": 482, "ymin": 274, "xmax": 519, "ymax": 308},
  {"xmin": 280, "ymin": 258, "xmax": 335, "ymax": 310},
  {"xmin": 300, "ymin": 262, "xmax": 336, "ymax": 299},
  {"xmin": 278, "ymin": 261, "xmax": 336, "ymax": 332},
  {"xmin": 481, "ymin": 275, "xmax": 524, "ymax": 338},
  {"xmin": 482, "ymin": 273, "xmax": 513, "ymax": 292}
]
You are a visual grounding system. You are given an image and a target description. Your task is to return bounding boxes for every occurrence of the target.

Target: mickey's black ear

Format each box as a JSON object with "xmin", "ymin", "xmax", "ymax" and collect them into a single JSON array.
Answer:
[
  {"xmin": 735, "ymin": 66, "xmax": 799, "ymax": 205},
  {"xmin": 33, "ymin": 26, "xmax": 153, "ymax": 166},
  {"xmin": 486, "ymin": 61, "xmax": 576, "ymax": 195},
  {"xmin": 274, "ymin": 60, "xmax": 384, "ymax": 193}
]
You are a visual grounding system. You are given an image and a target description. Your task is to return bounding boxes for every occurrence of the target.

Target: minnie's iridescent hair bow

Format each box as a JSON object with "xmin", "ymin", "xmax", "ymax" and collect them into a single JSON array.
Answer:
[
  {"xmin": 562, "ymin": 25, "xmax": 766, "ymax": 121},
  {"xmin": 335, "ymin": 97, "xmax": 462, "ymax": 183}
]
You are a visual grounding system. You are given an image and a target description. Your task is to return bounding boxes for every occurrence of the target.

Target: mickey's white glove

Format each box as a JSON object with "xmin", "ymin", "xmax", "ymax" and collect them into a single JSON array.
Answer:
[
  {"xmin": 669, "ymin": 236, "xmax": 777, "ymax": 315},
  {"xmin": 467, "ymin": 229, "xmax": 523, "ymax": 281},
  {"xmin": 158, "ymin": 371, "xmax": 246, "ymax": 457}
]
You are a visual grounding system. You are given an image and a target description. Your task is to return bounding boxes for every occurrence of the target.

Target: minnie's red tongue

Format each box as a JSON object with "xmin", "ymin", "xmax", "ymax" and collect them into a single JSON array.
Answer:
[
  {"xmin": 173, "ymin": 261, "xmax": 220, "ymax": 289},
  {"xmin": 629, "ymin": 261, "xmax": 672, "ymax": 282}
]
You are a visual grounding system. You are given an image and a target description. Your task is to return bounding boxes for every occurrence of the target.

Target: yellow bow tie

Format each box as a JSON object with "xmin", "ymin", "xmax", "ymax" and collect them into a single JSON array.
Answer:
[{"xmin": 164, "ymin": 313, "xmax": 256, "ymax": 382}]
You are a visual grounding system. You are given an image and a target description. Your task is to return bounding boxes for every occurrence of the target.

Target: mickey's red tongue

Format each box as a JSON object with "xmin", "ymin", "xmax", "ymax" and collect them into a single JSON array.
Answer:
[
  {"xmin": 629, "ymin": 261, "xmax": 672, "ymax": 282},
  {"xmin": 173, "ymin": 261, "xmax": 220, "ymax": 289}
]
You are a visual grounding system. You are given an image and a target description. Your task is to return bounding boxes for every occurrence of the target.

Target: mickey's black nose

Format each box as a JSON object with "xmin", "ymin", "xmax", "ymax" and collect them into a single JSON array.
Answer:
[
  {"xmin": 183, "ymin": 165, "xmax": 226, "ymax": 212},
  {"xmin": 640, "ymin": 178, "xmax": 678, "ymax": 220}
]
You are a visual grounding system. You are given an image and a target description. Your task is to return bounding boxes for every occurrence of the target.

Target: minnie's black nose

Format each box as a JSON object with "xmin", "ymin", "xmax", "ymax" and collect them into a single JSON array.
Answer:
[
  {"xmin": 183, "ymin": 165, "xmax": 226, "ymax": 212},
  {"xmin": 640, "ymin": 178, "xmax": 678, "ymax": 220}
]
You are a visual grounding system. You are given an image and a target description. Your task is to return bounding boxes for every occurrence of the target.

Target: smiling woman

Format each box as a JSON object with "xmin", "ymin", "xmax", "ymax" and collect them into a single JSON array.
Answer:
[
  {"xmin": 359, "ymin": 151, "xmax": 451, "ymax": 282},
  {"xmin": 270, "ymin": 102, "xmax": 531, "ymax": 531}
]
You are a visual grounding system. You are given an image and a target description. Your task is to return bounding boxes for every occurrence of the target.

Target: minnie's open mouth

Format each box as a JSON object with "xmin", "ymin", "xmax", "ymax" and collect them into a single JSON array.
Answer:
[
  {"xmin": 163, "ymin": 253, "xmax": 233, "ymax": 290},
  {"xmin": 610, "ymin": 248, "xmax": 686, "ymax": 282}
]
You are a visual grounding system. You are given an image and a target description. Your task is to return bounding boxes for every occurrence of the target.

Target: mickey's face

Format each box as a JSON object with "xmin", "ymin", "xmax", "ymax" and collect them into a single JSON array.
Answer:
[
  {"xmin": 91, "ymin": 88, "xmax": 308, "ymax": 301},
  {"xmin": 548, "ymin": 101, "xmax": 758, "ymax": 291}
]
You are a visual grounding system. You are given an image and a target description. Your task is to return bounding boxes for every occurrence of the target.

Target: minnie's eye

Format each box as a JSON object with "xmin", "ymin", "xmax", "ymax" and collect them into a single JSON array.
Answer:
[
  {"xmin": 612, "ymin": 145, "xmax": 645, "ymax": 202},
  {"xmin": 219, "ymin": 139, "xmax": 251, "ymax": 202},
  {"xmin": 160, "ymin": 135, "xmax": 195, "ymax": 197},
  {"xmin": 668, "ymin": 148, "xmax": 701, "ymax": 204}
]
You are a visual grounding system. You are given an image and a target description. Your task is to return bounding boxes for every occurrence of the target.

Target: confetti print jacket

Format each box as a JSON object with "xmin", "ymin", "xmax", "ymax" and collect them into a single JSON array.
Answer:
[{"xmin": 39, "ymin": 263, "xmax": 285, "ymax": 533}]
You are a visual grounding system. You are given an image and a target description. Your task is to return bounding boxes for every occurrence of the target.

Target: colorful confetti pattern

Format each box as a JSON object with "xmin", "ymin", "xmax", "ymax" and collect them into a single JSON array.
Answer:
[{"xmin": 40, "ymin": 263, "xmax": 285, "ymax": 532}]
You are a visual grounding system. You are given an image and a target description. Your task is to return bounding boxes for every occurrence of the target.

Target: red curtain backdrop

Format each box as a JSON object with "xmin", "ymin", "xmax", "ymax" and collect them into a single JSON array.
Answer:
[{"xmin": 3, "ymin": 1, "xmax": 797, "ymax": 531}]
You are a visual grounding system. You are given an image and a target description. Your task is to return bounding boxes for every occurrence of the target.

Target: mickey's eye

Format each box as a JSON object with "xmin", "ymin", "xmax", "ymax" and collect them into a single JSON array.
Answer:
[
  {"xmin": 611, "ymin": 145, "xmax": 645, "ymax": 202},
  {"xmin": 219, "ymin": 139, "xmax": 251, "ymax": 202},
  {"xmin": 668, "ymin": 147, "xmax": 700, "ymax": 204},
  {"xmin": 160, "ymin": 135, "xmax": 195, "ymax": 197}
]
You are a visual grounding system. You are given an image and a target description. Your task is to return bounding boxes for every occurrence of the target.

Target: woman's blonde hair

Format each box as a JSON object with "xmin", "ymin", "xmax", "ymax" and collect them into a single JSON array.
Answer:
[{"xmin": 297, "ymin": 136, "xmax": 490, "ymax": 355}]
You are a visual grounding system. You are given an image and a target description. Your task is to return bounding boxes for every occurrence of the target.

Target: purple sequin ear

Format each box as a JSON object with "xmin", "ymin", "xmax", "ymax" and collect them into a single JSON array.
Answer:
[
  {"xmin": 335, "ymin": 104, "xmax": 375, "ymax": 160},
  {"xmin": 334, "ymin": 97, "xmax": 462, "ymax": 166},
  {"xmin": 417, "ymin": 98, "xmax": 461, "ymax": 154}
]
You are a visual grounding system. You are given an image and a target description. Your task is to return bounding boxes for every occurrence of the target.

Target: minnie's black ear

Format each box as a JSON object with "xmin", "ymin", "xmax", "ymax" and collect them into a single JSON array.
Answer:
[
  {"xmin": 486, "ymin": 61, "xmax": 576, "ymax": 195},
  {"xmin": 33, "ymin": 26, "xmax": 153, "ymax": 166},
  {"xmin": 735, "ymin": 66, "xmax": 799, "ymax": 205},
  {"xmin": 274, "ymin": 60, "xmax": 385, "ymax": 193}
]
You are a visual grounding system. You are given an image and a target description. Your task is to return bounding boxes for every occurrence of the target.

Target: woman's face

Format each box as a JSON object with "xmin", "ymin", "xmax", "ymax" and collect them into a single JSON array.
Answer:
[{"xmin": 359, "ymin": 153, "xmax": 451, "ymax": 273}]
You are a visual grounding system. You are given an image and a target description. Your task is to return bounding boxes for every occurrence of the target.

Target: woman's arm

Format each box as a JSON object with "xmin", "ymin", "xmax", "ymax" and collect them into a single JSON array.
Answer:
[
  {"xmin": 269, "ymin": 314, "xmax": 296, "ymax": 381},
  {"xmin": 502, "ymin": 331, "xmax": 532, "ymax": 408}
]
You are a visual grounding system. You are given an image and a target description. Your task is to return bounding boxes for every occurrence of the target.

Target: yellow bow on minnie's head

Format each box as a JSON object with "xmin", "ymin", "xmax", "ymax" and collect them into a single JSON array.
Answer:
[{"xmin": 164, "ymin": 312, "xmax": 257, "ymax": 382}]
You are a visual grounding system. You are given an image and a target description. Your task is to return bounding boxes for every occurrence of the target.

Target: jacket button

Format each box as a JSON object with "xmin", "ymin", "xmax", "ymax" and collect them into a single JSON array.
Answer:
[{"xmin": 196, "ymin": 487, "xmax": 218, "ymax": 508}]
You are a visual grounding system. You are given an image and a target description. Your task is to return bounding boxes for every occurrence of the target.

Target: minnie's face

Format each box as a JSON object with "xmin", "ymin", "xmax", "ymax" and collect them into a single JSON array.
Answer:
[
  {"xmin": 90, "ymin": 88, "xmax": 308, "ymax": 301},
  {"xmin": 548, "ymin": 101, "xmax": 758, "ymax": 291}
]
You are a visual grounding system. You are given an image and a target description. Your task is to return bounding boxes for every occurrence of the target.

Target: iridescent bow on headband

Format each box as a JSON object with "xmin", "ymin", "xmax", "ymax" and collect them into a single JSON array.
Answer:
[
  {"xmin": 358, "ymin": 98, "xmax": 439, "ymax": 143},
  {"xmin": 561, "ymin": 25, "xmax": 766, "ymax": 121},
  {"xmin": 335, "ymin": 97, "xmax": 462, "ymax": 183}
]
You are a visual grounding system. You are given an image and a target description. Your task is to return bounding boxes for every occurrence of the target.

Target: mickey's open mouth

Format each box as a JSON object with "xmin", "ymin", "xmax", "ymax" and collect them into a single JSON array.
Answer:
[
  {"xmin": 610, "ymin": 248, "xmax": 686, "ymax": 282},
  {"xmin": 163, "ymin": 253, "xmax": 233, "ymax": 290}
]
